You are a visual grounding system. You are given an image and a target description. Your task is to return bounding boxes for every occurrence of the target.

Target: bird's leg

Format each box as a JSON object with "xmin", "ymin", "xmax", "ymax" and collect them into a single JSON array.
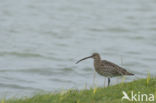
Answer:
[
  {"xmin": 104, "ymin": 77, "xmax": 106, "ymax": 87},
  {"xmin": 108, "ymin": 78, "xmax": 110, "ymax": 87}
]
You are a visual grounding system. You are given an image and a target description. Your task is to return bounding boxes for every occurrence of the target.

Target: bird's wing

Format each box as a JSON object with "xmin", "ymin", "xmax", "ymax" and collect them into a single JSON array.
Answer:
[{"xmin": 101, "ymin": 60, "xmax": 130, "ymax": 75}]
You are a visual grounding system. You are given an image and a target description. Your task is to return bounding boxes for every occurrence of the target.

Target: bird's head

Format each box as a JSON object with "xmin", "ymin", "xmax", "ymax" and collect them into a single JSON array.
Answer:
[
  {"xmin": 92, "ymin": 53, "xmax": 100, "ymax": 60},
  {"xmin": 76, "ymin": 53, "xmax": 101, "ymax": 64}
]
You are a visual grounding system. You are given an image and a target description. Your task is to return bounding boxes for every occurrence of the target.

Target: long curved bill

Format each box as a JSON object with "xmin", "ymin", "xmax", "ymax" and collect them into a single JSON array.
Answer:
[{"xmin": 76, "ymin": 55, "xmax": 93, "ymax": 64}]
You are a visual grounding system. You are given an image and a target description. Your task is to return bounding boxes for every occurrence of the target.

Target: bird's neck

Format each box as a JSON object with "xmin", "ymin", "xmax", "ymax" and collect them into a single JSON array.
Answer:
[{"xmin": 94, "ymin": 59, "xmax": 101, "ymax": 67}]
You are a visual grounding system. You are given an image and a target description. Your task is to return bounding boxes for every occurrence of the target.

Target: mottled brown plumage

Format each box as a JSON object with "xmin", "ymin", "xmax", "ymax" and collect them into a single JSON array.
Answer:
[{"xmin": 76, "ymin": 53, "xmax": 134, "ymax": 86}]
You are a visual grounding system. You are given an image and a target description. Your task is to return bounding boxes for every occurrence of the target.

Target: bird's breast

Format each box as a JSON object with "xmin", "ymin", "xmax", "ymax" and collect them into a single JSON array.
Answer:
[{"xmin": 94, "ymin": 62, "xmax": 103, "ymax": 73}]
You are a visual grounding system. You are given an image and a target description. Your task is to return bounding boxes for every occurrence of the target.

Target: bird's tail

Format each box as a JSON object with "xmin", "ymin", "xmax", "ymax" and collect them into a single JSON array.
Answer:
[{"xmin": 127, "ymin": 72, "xmax": 134, "ymax": 76}]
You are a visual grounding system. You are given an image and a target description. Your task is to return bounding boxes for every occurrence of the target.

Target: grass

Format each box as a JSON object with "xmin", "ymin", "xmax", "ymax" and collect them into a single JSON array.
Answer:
[{"xmin": 1, "ymin": 77, "xmax": 156, "ymax": 103}]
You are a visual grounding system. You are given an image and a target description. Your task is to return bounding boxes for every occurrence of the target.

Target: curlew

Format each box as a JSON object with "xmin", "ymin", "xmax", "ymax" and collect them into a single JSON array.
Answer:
[{"xmin": 76, "ymin": 53, "xmax": 134, "ymax": 86}]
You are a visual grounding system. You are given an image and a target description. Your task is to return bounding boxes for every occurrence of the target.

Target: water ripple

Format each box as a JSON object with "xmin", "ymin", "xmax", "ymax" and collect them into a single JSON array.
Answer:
[
  {"xmin": 0, "ymin": 83, "xmax": 42, "ymax": 91},
  {"xmin": 0, "ymin": 51, "xmax": 43, "ymax": 58}
]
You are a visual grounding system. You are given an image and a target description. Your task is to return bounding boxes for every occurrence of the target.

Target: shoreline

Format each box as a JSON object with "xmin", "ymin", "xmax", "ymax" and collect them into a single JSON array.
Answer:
[{"xmin": 2, "ymin": 77, "xmax": 156, "ymax": 103}]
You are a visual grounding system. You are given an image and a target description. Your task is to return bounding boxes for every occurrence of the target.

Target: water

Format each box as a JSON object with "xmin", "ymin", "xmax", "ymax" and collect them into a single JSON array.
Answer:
[{"xmin": 0, "ymin": 0, "xmax": 156, "ymax": 98}]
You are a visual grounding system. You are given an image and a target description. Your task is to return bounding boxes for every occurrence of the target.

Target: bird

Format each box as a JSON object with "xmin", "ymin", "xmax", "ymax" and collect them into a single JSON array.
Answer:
[
  {"xmin": 76, "ymin": 53, "xmax": 134, "ymax": 87},
  {"xmin": 122, "ymin": 91, "xmax": 131, "ymax": 101}
]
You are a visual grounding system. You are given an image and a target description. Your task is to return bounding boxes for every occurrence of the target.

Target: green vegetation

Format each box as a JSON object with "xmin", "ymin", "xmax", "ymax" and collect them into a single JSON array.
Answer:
[{"xmin": 1, "ymin": 77, "xmax": 156, "ymax": 103}]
